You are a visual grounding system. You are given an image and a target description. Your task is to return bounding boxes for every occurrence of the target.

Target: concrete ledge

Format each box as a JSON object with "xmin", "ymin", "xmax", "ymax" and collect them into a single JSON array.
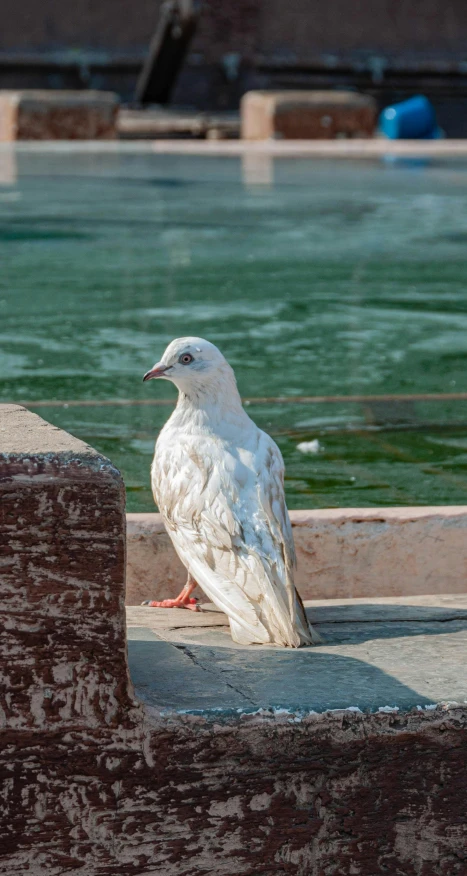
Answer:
[
  {"xmin": 241, "ymin": 90, "xmax": 377, "ymax": 140},
  {"xmin": 126, "ymin": 507, "xmax": 467, "ymax": 605},
  {"xmin": 0, "ymin": 90, "xmax": 119, "ymax": 140},
  {"xmin": 6, "ymin": 138, "xmax": 467, "ymax": 157}
]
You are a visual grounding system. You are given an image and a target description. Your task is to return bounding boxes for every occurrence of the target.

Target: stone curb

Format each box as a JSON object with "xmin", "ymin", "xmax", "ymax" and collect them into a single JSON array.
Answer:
[{"xmin": 126, "ymin": 507, "xmax": 467, "ymax": 605}]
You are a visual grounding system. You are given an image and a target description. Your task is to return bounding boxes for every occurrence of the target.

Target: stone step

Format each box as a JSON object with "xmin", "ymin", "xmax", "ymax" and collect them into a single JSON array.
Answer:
[{"xmin": 127, "ymin": 595, "xmax": 467, "ymax": 714}]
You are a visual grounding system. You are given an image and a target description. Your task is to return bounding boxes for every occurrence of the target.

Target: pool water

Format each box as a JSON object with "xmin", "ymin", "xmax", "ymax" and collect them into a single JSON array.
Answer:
[{"xmin": 2, "ymin": 146, "xmax": 467, "ymax": 510}]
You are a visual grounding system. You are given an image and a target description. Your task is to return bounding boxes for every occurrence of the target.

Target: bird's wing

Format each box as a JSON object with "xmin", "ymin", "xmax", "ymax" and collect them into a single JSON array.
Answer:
[
  {"xmin": 256, "ymin": 433, "xmax": 296, "ymax": 572},
  {"xmin": 153, "ymin": 430, "xmax": 313, "ymax": 646},
  {"xmin": 253, "ymin": 432, "xmax": 313, "ymax": 644}
]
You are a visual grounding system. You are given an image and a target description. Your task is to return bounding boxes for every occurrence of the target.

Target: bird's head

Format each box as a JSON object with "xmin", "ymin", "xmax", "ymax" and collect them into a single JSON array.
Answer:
[{"xmin": 143, "ymin": 337, "xmax": 236, "ymax": 399}]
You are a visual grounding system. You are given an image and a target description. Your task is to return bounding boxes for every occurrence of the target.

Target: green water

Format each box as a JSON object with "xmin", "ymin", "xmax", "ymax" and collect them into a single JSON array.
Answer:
[{"xmin": 2, "ymin": 145, "xmax": 467, "ymax": 510}]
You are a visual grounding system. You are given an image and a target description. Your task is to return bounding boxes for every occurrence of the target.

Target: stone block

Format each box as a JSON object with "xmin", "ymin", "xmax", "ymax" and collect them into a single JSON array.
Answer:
[
  {"xmin": 0, "ymin": 404, "xmax": 131, "ymax": 731},
  {"xmin": 0, "ymin": 90, "xmax": 119, "ymax": 140},
  {"xmin": 241, "ymin": 89, "xmax": 377, "ymax": 139},
  {"xmin": 125, "ymin": 507, "xmax": 467, "ymax": 604}
]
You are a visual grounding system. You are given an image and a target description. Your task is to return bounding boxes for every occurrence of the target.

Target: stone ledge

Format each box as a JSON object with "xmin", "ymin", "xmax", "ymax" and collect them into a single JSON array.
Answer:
[
  {"xmin": 127, "ymin": 594, "xmax": 467, "ymax": 713},
  {"xmin": 6, "ymin": 139, "xmax": 467, "ymax": 156},
  {"xmin": 126, "ymin": 507, "xmax": 467, "ymax": 605},
  {"xmin": 0, "ymin": 89, "xmax": 119, "ymax": 140}
]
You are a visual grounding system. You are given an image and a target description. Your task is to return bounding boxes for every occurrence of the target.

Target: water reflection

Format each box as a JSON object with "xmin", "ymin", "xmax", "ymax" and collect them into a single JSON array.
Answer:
[{"xmin": 242, "ymin": 152, "xmax": 274, "ymax": 187}]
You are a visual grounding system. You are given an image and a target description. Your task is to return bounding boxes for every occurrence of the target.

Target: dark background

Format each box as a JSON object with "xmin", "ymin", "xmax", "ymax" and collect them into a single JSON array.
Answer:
[{"xmin": 2, "ymin": 1, "xmax": 467, "ymax": 132}]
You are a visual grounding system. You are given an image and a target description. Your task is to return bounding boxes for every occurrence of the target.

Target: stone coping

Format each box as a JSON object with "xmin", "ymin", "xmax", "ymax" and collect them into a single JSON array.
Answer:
[
  {"xmin": 0, "ymin": 89, "xmax": 118, "ymax": 106},
  {"xmin": 3, "ymin": 138, "xmax": 467, "ymax": 156},
  {"xmin": 128, "ymin": 505, "xmax": 467, "ymax": 528},
  {"xmin": 126, "ymin": 507, "xmax": 467, "ymax": 605},
  {"xmin": 0, "ymin": 403, "xmax": 95, "ymax": 455}
]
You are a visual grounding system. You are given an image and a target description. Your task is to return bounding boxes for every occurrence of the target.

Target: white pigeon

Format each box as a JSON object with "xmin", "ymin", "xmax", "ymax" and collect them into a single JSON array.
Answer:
[{"xmin": 143, "ymin": 337, "xmax": 320, "ymax": 647}]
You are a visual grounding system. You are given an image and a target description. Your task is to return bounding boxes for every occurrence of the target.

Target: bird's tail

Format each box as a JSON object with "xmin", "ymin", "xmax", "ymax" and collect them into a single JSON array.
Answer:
[{"xmin": 294, "ymin": 590, "xmax": 323, "ymax": 646}]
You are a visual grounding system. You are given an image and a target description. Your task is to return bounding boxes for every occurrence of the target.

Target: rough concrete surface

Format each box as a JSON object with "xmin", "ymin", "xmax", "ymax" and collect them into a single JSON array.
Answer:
[
  {"xmin": 2, "ymin": 406, "xmax": 467, "ymax": 876},
  {"xmin": 126, "ymin": 508, "xmax": 467, "ymax": 605},
  {"xmin": 0, "ymin": 403, "xmax": 96, "ymax": 454},
  {"xmin": 0, "ymin": 90, "xmax": 119, "ymax": 140}
]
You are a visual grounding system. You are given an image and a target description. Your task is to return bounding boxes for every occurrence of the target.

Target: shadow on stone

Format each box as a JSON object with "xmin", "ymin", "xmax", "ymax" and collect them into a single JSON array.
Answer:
[
  {"xmin": 308, "ymin": 601, "xmax": 467, "ymax": 625},
  {"xmin": 128, "ymin": 622, "xmax": 465, "ymax": 714},
  {"xmin": 306, "ymin": 602, "xmax": 467, "ymax": 646}
]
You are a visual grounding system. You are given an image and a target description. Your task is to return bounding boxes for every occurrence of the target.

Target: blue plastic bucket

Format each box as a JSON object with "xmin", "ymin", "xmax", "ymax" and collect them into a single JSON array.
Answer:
[{"xmin": 379, "ymin": 95, "xmax": 438, "ymax": 139}]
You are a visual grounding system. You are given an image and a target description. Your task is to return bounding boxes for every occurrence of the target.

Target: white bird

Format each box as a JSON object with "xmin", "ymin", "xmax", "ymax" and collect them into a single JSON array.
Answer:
[{"xmin": 142, "ymin": 337, "xmax": 320, "ymax": 647}]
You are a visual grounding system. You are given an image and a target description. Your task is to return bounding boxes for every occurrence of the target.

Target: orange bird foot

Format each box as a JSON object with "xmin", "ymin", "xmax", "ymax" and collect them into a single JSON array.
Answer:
[{"xmin": 141, "ymin": 596, "xmax": 200, "ymax": 612}]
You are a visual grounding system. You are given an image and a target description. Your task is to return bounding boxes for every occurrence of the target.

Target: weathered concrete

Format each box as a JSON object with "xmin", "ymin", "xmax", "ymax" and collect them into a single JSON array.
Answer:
[
  {"xmin": 241, "ymin": 90, "xmax": 377, "ymax": 140},
  {"xmin": 0, "ymin": 405, "xmax": 132, "ymax": 731},
  {"xmin": 0, "ymin": 90, "xmax": 119, "ymax": 140},
  {"xmin": 126, "ymin": 507, "xmax": 467, "ymax": 605},
  {"xmin": 0, "ymin": 405, "xmax": 140, "ymax": 870},
  {"xmin": 2, "ymin": 405, "xmax": 467, "ymax": 876}
]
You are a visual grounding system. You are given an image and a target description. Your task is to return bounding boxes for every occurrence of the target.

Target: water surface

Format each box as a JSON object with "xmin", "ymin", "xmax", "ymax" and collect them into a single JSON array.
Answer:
[{"xmin": 1, "ymin": 146, "xmax": 467, "ymax": 509}]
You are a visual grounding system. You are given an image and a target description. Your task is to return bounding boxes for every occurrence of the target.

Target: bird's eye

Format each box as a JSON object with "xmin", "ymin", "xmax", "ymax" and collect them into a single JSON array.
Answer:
[{"xmin": 179, "ymin": 353, "xmax": 194, "ymax": 365}]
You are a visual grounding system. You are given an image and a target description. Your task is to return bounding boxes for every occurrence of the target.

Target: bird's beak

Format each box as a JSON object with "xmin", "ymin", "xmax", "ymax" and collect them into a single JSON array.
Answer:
[{"xmin": 143, "ymin": 362, "xmax": 169, "ymax": 382}]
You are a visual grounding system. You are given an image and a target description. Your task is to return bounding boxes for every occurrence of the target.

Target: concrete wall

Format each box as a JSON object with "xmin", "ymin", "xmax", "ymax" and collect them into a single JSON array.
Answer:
[
  {"xmin": 2, "ymin": 404, "xmax": 467, "ymax": 876},
  {"xmin": 2, "ymin": 0, "xmax": 467, "ymax": 57},
  {"xmin": 126, "ymin": 507, "xmax": 467, "ymax": 606}
]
